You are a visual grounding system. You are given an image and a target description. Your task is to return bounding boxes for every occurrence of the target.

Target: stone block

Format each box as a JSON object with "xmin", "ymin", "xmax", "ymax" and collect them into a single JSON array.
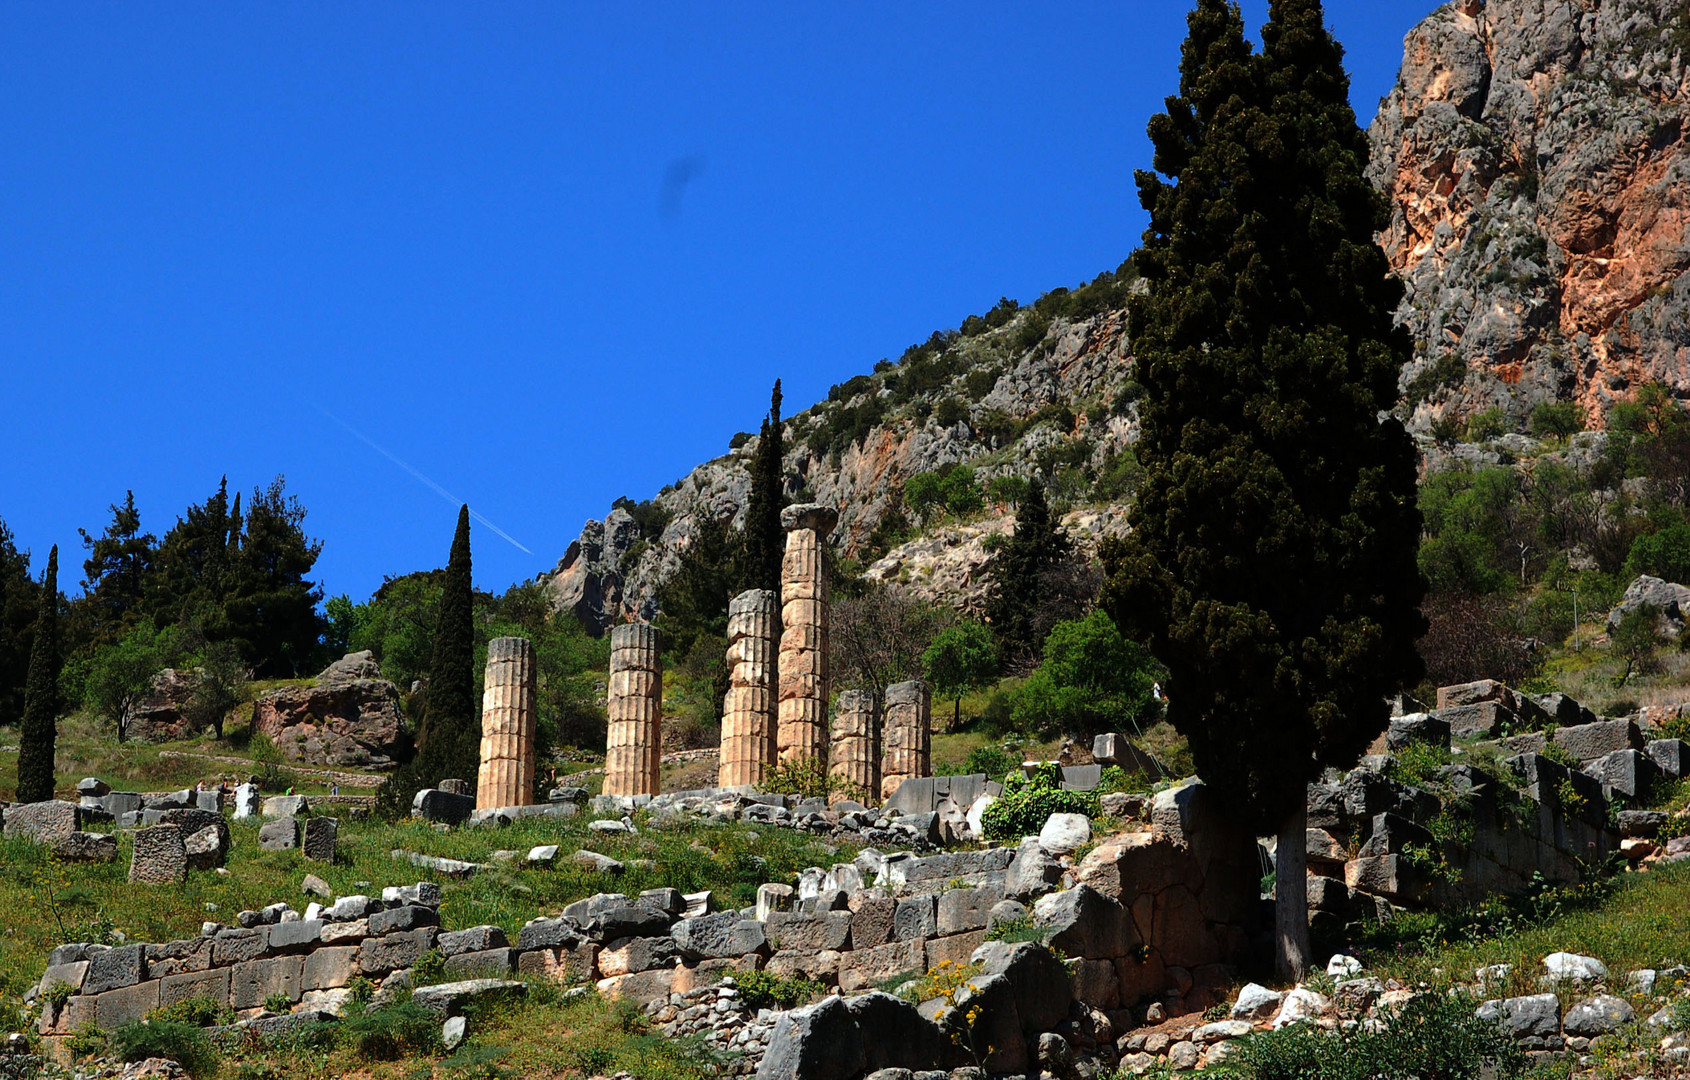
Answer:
[
  {"xmin": 893, "ymin": 895, "xmax": 937, "ymax": 942},
  {"xmin": 212, "ymin": 929, "xmax": 267, "ymax": 966},
  {"xmin": 439, "ymin": 926, "xmax": 508, "ymax": 956},
  {"xmin": 302, "ymin": 817, "xmax": 338, "ymax": 862},
  {"xmin": 4, "ymin": 801, "xmax": 81, "ymax": 843},
  {"xmin": 128, "ymin": 824, "xmax": 189, "ymax": 886},
  {"xmin": 369, "ymin": 905, "xmax": 440, "ymax": 936},
  {"xmin": 266, "ymin": 919, "xmax": 324, "ymax": 953},
  {"xmin": 93, "ymin": 980, "xmax": 160, "ymax": 1029},
  {"xmin": 596, "ymin": 935, "xmax": 676, "ymax": 976},
  {"xmin": 258, "ymin": 817, "xmax": 300, "ymax": 851},
  {"xmin": 844, "ymin": 991, "xmax": 945, "ymax": 1074},
  {"xmin": 320, "ymin": 919, "xmax": 371, "ymax": 944},
  {"xmin": 1584, "ymin": 749, "xmax": 1660, "ymax": 803},
  {"xmin": 1059, "ymin": 764, "xmax": 1103, "ymax": 791},
  {"xmin": 925, "ymin": 931, "xmax": 985, "ymax": 971},
  {"xmin": 1386, "ymin": 713, "xmax": 1451, "ymax": 751},
  {"xmin": 84, "ymin": 944, "xmax": 147, "ymax": 995},
  {"xmin": 516, "ymin": 918, "xmax": 584, "ymax": 951},
  {"xmin": 672, "ymin": 911, "xmax": 767, "ymax": 959},
  {"xmin": 159, "ymin": 967, "xmax": 230, "ymax": 1010},
  {"xmin": 1554, "ymin": 720, "xmax": 1644, "ymax": 763},
  {"xmin": 52, "ymin": 832, "xmax": 118, "ymax": 863},
  {"xmin": 758, "ymin": 995, "xmax": 866, "ymax": 1080},
  {"xmin": 442, "ymin": 949, "xmax": 515, "ymax": 980},
  {"xmin": 1436, "ymin": 680, "xmax": 1507, "ymax": 709},
  {"xmin": 1032, "ymin": 885, "xmax": 1129, "ymax": 960},
  {"xmin": 144, "ymin": 938, "xmax": 213, "ymax": 978},
  {"xmin": 937, "ymin": 884, "xmax": 1005, "ymax": 936},
  {"xmin": 973, "ymin": 940, "xmax": 1072, "ymax": 1034},
  {"xmin": 38, "ymin": 961, "xmax": 89, "ymax": 997},
  {"xmin": 1647, "ymin": 739, "xmax": 1689, "ymax": 778},
  {"xmin": 262, "ymin": 795, "xmax": 311, "ymax": 818},
  {"xmin": 233, "ymin": 783, "xmax": 262, "ymax": 819},
  {"xmin": 358, "ymin": 927, "xmax": 438, "ymax": 977},
  {"xmin": 412, "ymin": 788, "xmax": 476, "ymax": 825},
  {"xmin": 301, "ymin": 947, "xmax": 359, "ymax": 991},
  {"xmin": 851, "ymin": 897, "xmax": 897, "ymax": 949},
  {"xmin": 766, "ymin": 911, "xmax": 852, "ymax": 953},
  {"xmin": 838, "ymin": 941, "xmax": 926, "ymax": 993},
  {"xmin": 516, "ymin": 941, "xmax": 596, "ymax": 984},
  {"xmin": 1356, "ymin": 813, "xmax": 1435, "ymax": 859},
  {"xmin": 411, "ymin": 977, "xmax": 526, "ymax": 1016},
  {"xmin": 595, "ymin": 968, "xmax": 674, "ymax": 1005},
  {"xmin": 230, "ymin": 956, "xmax": 304, "ymax": 1009},
  {"xmin": 1432, "ymin": 702, "xmax": 1512, "ymax": 739},
  {"xmin": 183, "ymin": 826, "xmax": 226, "ymax": 871}
]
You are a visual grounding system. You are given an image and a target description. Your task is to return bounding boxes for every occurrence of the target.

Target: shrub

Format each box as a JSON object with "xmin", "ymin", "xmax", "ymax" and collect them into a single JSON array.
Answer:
[
  {"xmin": 263, "ymin": 991, "xmax": 293, "ymax": 1013},
  {"xmin": 149, "ymin": 996, "xmax": 234, "ymax": 1027},
  {"xmin": 983, "ymin": 915, "xmax": 1046, "ymax": 944},
  {"xmin": 987, "ymin": 475, "xmax": 1029, "ymax": 506},
  {"xmin": 905, "ymin": 472, "xmax": 945, "ymax": 516},
  {"xmin": 979, "ymin": 763, "xmax": 1097, "ymax": 841},
  {"xmin": 1625, "ymin": 523, "xmax": 1690, "ymax": 585},
  {"xmin": 935, "ymin": 397, "xmax": 968, "ymax": 427},
  {"xmin": 338, "ymin": 998, "xmax": 443, "ymax": 1061},
  {"xmin": 1530, "ymin": 400, "xmax": 1584, "ymax": 439},
  {"xmin": 111, "ymin": 1021, "xmax": 220, "ymax": 1080},
  {"xmin": 412, "ymin": 948, "xmax": 448, "ymax": 986},
  {"xmin": 1009, "ymin": 611, "xmax": 1161, "ymax": 739},
  {"xmin": 940, "ymin": 467, "xmax": 984, "ymax": 516},
  {"xmin": 962, "ymin": 744, "xmax": 1016, "ymax": 782},
  {"xmin": 728, "ymin": 431, "xmax": 751, "ymax": 450},
  {"xmin": 729, "ymin": 970, "xmax": 823, "ymax": 1011}
]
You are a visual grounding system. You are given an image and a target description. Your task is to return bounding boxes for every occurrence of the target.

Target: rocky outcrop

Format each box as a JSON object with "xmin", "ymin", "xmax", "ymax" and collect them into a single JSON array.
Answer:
[
  {"xmin": 1372, "ymin": 0, "xmax": 1690, "ymax": 431},
  {"xmin": 251, "ymin": 652, "xmax": 407, "ymax": 770},
  {"xmin": 127, "ymin": 669, "xmax": 202, "ymax": 742}
]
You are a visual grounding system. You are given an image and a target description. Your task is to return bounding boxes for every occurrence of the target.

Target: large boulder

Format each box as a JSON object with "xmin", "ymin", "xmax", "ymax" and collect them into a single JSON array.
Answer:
[
  {"xmin": 125, "ymin": 668, "xmax": 201, "ymax": 741},
  {"xmin": 251, "ymin": 651, "xmax": 408, "ymax": 769},
  {"xmin": 755, "ymin": 995, "xmax": 867, "ymax": 1080},
  {"xmin": 971, "ymin": 941, "xmax": 1071, "ymax": 1034},
  {"xmin": 1607, "ymin": 576, "xmax": 1690, "ymax": 633},
  {"xmin": 842, "ymin": 992, "xmax": 944, "ymax": 1074}
]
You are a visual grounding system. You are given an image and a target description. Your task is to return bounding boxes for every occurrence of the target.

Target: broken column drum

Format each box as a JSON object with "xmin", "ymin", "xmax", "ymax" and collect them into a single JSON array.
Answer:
[
  {"xmin": 720, "ymin": 589, "xmax": 779, "ymax": 788},
  {"xmin": 881, "ymin": 679, "xmax": 932, "ymax": 801},
  {"xmin": 777, "ymin": 504, "xmax": 838, "ymax": 769},
  {"xmin": 476, "ymin": 636, "xmax": 538, "ymax": 811},
  {"xmin": 830, "ymin": 689, "xmax": 880, "ymax": 798},
  {"xmin": 604, "ymin": 623, "xmax": 662, "ymax": 797}
]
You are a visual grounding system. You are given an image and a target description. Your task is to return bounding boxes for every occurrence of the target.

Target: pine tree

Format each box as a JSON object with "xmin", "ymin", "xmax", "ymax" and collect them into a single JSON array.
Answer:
[
  {"xmin": 377, "ymin": 507, "xmax": 475, "ymax": 815},
  {"xmin": 1099, "ymin": 0, "xmax": 1423, "ymax": 979},
  {"xmin": 222, "ymin": 478, "xmax": 325, "ymax": 676},
  {"xmin": 741, "ymin": 380, "xmax": 786, "ymax": 594},
  {"xmin": 985, "ymin": 480, "xmax": 1071, "ymax": 670},
  {"xmin": 77, "ymin": 492, "xmax": 156, "ymax": 646},
  {"xmin": 0, "ymin": 519, "xmax": 40, "ymax": 730},
  {"xmin": 16, "ymin": 546, "xmax": 61, "ymax": 804},
  {"xmin": 145, "ymin": 478, "xmax": 234, "ymax": 636}
]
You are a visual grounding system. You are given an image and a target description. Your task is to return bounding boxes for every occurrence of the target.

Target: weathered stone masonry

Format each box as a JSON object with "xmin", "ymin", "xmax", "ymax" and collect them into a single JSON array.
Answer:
[
  {"xmin": 830, "ymin": 689, "xmax": 880, "ymax": 799},
  {"xmin": 476, "ymin": 636, "xmax": 537, "ymax": 812},
  {"xmin": 720, "ymin": 589, "xmax": 779, "ymax": 789},
  {"xmin": 604, "ymin": 623, "xmax": 662, "ymax": 798},
  {"xmin": 778, "ymin": 504, "xmax": 836, "ymax": 769}
]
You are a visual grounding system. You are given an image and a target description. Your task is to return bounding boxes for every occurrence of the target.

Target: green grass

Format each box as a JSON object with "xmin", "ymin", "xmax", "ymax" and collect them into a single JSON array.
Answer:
[{"xmin": 0, "ymin": 808, "xmax": 859, "ymax": 1035}]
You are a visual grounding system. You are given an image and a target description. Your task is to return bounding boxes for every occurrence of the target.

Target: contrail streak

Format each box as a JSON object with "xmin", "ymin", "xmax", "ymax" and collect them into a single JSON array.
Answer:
[{"xmin": 316, "ymin": 407, "xmax": 533, "ymax": 554}]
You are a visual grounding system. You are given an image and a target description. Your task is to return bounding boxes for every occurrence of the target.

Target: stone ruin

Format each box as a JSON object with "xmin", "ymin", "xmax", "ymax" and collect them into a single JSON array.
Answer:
[
  {"xmin": 475, "ymin": 636, "xmax": 537, "ymax": 812},
  {"xmin": 777, "ymin": 504, "xmax": 836, "ymax": 769},
  {"xmin": 604, "ymin": 622, "xmax": 662, "ymax": 798},
  {"xmin": 880, "ymin": 679, "xmax": 932, "ymax": 802},
  {"xmin": 829, "ymin": 690, "xmax": 880, "ymax": 800},
  {"xmin": 720, "ymin": 589, "xmax": 779, "ymax": 789}
]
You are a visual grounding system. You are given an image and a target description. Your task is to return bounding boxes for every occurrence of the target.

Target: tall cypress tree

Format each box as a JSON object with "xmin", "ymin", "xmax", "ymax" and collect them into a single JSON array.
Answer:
[
  {"xmin": 1099, "ymin": 0, "xmax": 1423, "ymax": 978},
  {"xmin": 985, "ymin": 480, "xmax": 1070, "ymax": 670},
  {"xmin": 378, "ymin": 507, "xmax": 476, "ymax": 815},
  {"xmin": 741, "ymin": 380, "xmax": 786, "ymax": 594},
  {"xmin": 16, "ymin": 546, "xmax": 61, "ymax": 804}
]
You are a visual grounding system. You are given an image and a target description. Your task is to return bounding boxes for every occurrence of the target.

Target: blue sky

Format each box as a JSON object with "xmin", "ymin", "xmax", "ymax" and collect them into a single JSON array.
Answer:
[{"xmin": 0, "ymin": 1, "xmax": 1430, "ymax": 602}]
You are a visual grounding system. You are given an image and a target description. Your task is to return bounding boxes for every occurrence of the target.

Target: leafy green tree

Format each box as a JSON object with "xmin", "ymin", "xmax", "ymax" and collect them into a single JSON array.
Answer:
[
  {"xmin": 1530, "ymin": 400, "xmax": 1584, "ymax": 439},
  {"xmin": 348, "ymin": 571, "xmax": 445, "ymax": 693},
  {"xmin": 987, "ymin": 475, "xmax": 1029, "ymax": 507},
  {"xmin": 0, "ymin": 519, "xmax": 40, "ymax": 730},
  {"xmin": 903, "ymin": 473, "xmax": 945, "ymax": 516},
  {"xmin": 1010, "ymin": 611, "xmax": 1160, "ymax": 740},
  {"xmin": 221, "ymin": 478, "xmax": 325, "ymax": 675},
  {"xmin": 64, "ymin": 621, "xmax": 181, "ymax": 742},
  {"xmin": 77, "ymin": 492, "xmax": 155, "ymax": 646},
  {"xmin": 656, "ymin": 515, "xmax": 740, "ymax": 661},
  {"xmin": 940, "ymin": 466, "xmax": 983, "ymax": 516},
  {"xmin": 377, "ymin": 507, "xmax": 476, "ymax": 816},
  {"xmin": 986, "ymin": 479, "xmax": 1071, "ymax": 669},
  {"xmin": 1098, "ymin": 0, "xmax": 1424, "ymax": 978},
  {"xmin": 922, "ymin": 620, "xmax": 998, "ymax": 729},
  {"xmin": 1610, "ymin": 603, "xmax": 1662, "ymax": 687},
  {"xmin": 740, "ymin": 380, "xmax": 786, "ymax": 594},
  {"xmin": 1625, "ymin": 523, "xmax": 1690, "ymax": 585},
  {"xmin": 16, "ymin": 546, "xmax": 62, "ymax": 803}
]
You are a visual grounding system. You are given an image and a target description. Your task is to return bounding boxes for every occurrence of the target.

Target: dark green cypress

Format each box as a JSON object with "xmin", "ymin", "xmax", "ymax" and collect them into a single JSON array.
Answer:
[
  {"xmin": 1098, "ymin": 0, "xmax": 1424, "ymax": 978},
  {"xmin": 16, "ymin": 546, "xmax": 61, "ymax": 804},
  {"xmin": 985, "ymin": 480, "xmax": 1070, "ymax": 669},
  {"xmin": 741, "ymin": 380, "xmax": 786, "ymax": 594}
]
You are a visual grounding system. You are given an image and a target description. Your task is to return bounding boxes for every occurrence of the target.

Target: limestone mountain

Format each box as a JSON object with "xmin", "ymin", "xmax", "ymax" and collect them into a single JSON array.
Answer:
[{"xmin": 547, "ymin": 0, "xmax": 1690, "ymax": 626}]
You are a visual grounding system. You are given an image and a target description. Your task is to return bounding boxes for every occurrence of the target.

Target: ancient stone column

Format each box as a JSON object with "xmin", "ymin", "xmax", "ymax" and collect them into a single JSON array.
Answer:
[
  {"xmin": 604, "ymin": 623, "xmax": 662, "ymax": 797},
  {"xmin": 720, "ymin": 589, "xmax": 779, "ymax": 788},
  {"xmin": 476, "ymin": 636, "xmax": 537, "ymax": 812},
  {"xmin": 881, "ymin": 679, "xmax": 932, "ymax": 801},
  {"xmin": 830, "ymin": 689, "xmax": 880, "ymax": 799},
  {"xmin": 778, "ymin": 504, "xmax": 838, "ymax": 769}
]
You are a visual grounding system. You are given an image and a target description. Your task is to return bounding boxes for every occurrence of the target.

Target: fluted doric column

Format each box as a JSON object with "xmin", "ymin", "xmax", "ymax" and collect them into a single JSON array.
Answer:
[
  {"xmin": 720, "ymin": 589, "xmax": 778, "ymax": 789},
  {"xmin": 881, "ymin": 679, "xmax": 931, "ymax": 801},
  {"xmin": 778, "ymin": 504, "xmax": 837, "ymax": 768},
  {"xmin": 830, "ymin": 689, "xmax": 880, "ymax": 800},
  {"xmin": 604, "ymin": 623, "xmax": 662, "ymax": 797},
  {"xmin": 476, "ymin": 636, "xmax": 538, "ymax": 811}
]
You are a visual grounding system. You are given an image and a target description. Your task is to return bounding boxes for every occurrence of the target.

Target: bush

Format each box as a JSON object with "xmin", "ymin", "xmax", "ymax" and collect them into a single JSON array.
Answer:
[
  {"xmin": 1009, "ymin": 611, "xmax": 1161, "ymax": 739},
  {"xmin": 1625, "ymin": 522, "xmax": 1690, "ymax": 585},
  {"xmin": 987, "ymin": 475, "xmax": 1029, "ymax": 506},
  {"xmin": 1530, "ymin": 400, "xmax": 1584, "ymax": 439},
  {"xmin": 111, "ymin": 1021, "xmax": 220, "ymax": 1080},
  {"xmin": 939, "ymin": 467, "xmax": 984, "ymax": 516},
  {"xmin": 962, "ymin": 744, "xmax": 1016, "ymax": 782},
  {"xmin": 338, "ymin": 998, "xmax": 443, "ymax": 1061},
  {"xmin": 935, "ymin": 397, "xmax": 968, "ymax": 427},
  {"xmin": 979, "ymin": 763, "xmax": 1097, "ymax": 841},
  {"xmin": 149, "ymin": 996, "xmax": 233, "ymax": 1028},
  {"xmin": 729, "ymin": 970, "xmax": 823, "ymax": 1011},
  {"xmin": 1222, "ymin": 990, "xmax": 1521, "ymax": 1080}
]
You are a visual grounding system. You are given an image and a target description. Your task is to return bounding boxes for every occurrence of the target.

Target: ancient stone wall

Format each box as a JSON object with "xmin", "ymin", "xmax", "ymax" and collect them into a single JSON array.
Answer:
[
  {"xmin": 604, "ymin": 624, "xmax": 662, "ymax": 797},
  {"xmin": 720, "ymin": 589, "xmax": 778, "ymax": 789},
  {"xmin": 777, "ymin": 505, "xmax": 837, "ymax": 768},
  {"xmin": 476, "ymin": 637, "xmax": 538, "ymax": 812}
]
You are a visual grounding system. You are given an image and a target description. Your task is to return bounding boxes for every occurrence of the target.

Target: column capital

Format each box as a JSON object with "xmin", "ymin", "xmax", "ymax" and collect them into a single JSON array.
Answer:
[{"xmin": 779, "ymin": 503, "xmax": 838, "ymax": 535}]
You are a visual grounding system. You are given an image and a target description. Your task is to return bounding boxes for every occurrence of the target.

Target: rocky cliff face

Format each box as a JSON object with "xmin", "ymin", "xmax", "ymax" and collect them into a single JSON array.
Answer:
[
  {"xmin": 548, "ymin": 0, "xmax": 1690, "ymax": 623},
  {"xmin": 1372, "ymin": 0, "xmax": 1690, "ymax": 429}
]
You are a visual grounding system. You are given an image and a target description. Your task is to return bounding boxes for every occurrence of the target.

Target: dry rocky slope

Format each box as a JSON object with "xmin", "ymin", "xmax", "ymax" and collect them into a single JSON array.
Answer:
[{"xmin": 548, "ymin": 0, "xmax": 1690, "ymax": 627}]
